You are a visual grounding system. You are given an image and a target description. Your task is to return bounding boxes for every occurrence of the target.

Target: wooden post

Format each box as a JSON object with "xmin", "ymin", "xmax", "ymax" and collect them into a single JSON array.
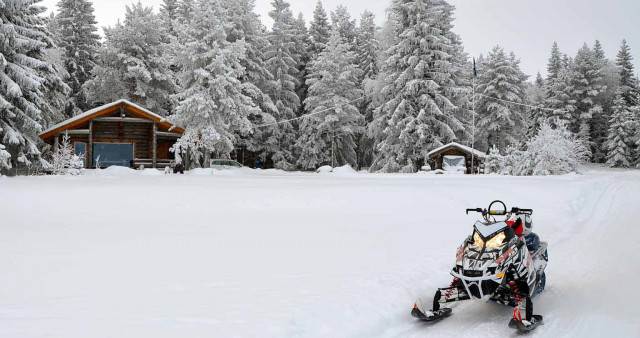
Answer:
[
  {"xmin": 185, "ymin": 146, "xmax": 190, "ymax": 169},
  {"xmin": 88, "ymin": 121, "xmax": 93, "ymax": 168},
  {"xmin": 152, "ymin": 122, "xmax": 157, "ymax": 168},
  {"xmin": 54, "ymin": 134, "xmax": 60, "ymax": 153}
]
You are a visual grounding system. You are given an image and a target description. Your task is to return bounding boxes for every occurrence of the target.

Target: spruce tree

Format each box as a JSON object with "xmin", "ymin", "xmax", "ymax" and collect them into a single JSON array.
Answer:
[
  {"xmin": 0, "ymin": 0, "xmax": 60, "ymax": 172},
  {"xmin": 309, "ymin": 1, "xmax": 331, "ymax": 59},
  {"xmin": 330, "ymin": 5, "xmax": 357, "ymax": 50},
  {"xmin": 570, "ymin": 44, "xmax": 605, "ymax": 150},
  {"xmin": 616, "ymin": 39, "xmax": 639, "ymax": 107},
  {"xmin": 169, "ymin": 0, "xmax": 259, "ymax": 166},
  {"xmin": 56, "ymin": 0, "xmax": 100, "ymax": 116},
  {"xmin": 296, "ymin": 30, "xmax": 363, "ymax": 170},
  {"xmin": 85, "ymin": 3, "xmax": 177, "ymax": 115},
  {"xmin": 370, "ymin": 0, "xmax": 466, "ymax": 173},
  {"xmin": 263, "ymin": 0, "xmax": 301, "ymax": 169},
  {"xmin": 475, "ymin": 46, "xmax": 528, "ymax": 151},
  {"xmin": 221, "ymin": 0, "xmax": 279, "ymax": 163},
  {"xmin": 160, "ymin": 0, "xmax": 180, "ymax": 37},
  {"xmin": 606, "ymin": 94, "xmax": 634, "ymax": 167}
]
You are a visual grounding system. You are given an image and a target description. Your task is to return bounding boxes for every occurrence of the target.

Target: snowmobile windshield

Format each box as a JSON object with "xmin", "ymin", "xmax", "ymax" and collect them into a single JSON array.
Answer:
[{"xmin": 474, "ymin": 221, "xmax": 508, "ymax": 239}]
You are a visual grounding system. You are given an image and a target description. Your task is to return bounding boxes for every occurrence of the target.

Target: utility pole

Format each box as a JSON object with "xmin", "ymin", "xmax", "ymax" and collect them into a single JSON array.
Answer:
[{"xmin": 471, "ymin": 75, "xmax": 476, "ymax": 175}]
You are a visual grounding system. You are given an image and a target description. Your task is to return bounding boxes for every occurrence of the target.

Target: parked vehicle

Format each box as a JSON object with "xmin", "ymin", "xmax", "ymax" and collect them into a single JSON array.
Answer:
[{"xmin": 210, "ymin": 159, "xmax": 243, "ymax": 169}]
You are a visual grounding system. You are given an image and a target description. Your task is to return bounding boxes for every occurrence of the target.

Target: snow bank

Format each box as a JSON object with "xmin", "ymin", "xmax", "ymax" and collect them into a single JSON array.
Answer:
[
  {"xmin": 91, "ymin": 165, "xmax": 137, "ymax": 176},
  {"xmin": 140, "ymin": 169, "xmax": 163, "ymax": 176},
  {"xmin": 315, "ymin": 165, "xmax": 333, "ymax": 173},
  {"xmin": 331, "ymin": 165, "xmax": 358, "ymax": 175}
]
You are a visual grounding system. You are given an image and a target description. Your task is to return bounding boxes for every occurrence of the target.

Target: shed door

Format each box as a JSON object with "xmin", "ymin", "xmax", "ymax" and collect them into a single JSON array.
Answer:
[{"xmin": 93, "ymin": 143, "xmax": 134, "ymax": 168}]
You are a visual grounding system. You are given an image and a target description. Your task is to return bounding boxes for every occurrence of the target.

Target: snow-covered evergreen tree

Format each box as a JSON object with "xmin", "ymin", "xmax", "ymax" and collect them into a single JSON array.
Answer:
[
  {"xmin": 475, "ymin": 46, "xmax": 528, "ymax": 151},
  {"xmin": 355, "ymin": 10, "xmax": 380, "ymax": 168},
  {"xmin": 485, "ymin": 145, "xmax": 503, "ymax": 174},
  {"xmin": 616, "ymin": 39, "xmax": 639, "ymax": 107},
  {"xmin": 0, "ymin": 0, "xmax": 56, "ymax": 172},
  {"xmin": 221, "ymin": 0, "xmax": 278, "ymax": 164},
  {"xmin": 309, "ymin": 1, "xmax": 330, "ymax": 59},
  {"xmin": 296, "ymin": 29, "xmax": 363, "ymax": 170},
  {"xmin": 56, "ymin": 0, "xmax": 100, "ymax": 116},
  {"xmin": 263, "ymin": 0, "xmax": 301, "ymax": 169},
  {"xmin": 85, "ymin": 3, "xmax": 177, "ymax": 115},
  {"xmin": 169, "ymin": 0, "xmax": 258, "ymax": 166},
  {"xmin": 330, "ymin": 5, "xmax": 357, "ymax": 50},
  {"xmin": 356, "ymin": 11, "xmax": 379, "ymax": 82},
  {"xmin": 369, "ymin": 0, "xmax": 467, "ymax": 173},
  {"xmin": 570, "ymin": 44, "xmax": 605, "ymax": 148},
  {"xmin": 160, "ymin": 0, "xmax": 180, "ymax": 36},
  {"xmin": 41, "ymin": 13, "xmax": 71, "ymax": 129},
  {"xmin": 292, "ymin": 13, "xmax": 311, "ymax": 115},
  {"xmin": 606, "ymin": 94, "xmax": 635, "ymax": 167}
]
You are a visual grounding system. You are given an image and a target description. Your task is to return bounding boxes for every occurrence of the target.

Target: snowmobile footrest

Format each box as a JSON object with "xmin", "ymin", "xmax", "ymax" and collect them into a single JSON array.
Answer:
[{"xmin": 508, "ymin": 315, "xmax": 543, "ymax": 331}]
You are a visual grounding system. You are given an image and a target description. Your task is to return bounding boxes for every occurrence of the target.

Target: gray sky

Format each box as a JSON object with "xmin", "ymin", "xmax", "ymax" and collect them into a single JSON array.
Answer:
[{"xmin": 40, "ymin": 0, "xmax": 640, "ymax": 79}]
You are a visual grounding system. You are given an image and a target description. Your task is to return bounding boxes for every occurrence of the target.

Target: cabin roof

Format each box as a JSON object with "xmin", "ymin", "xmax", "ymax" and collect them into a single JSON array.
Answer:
[
  {"xmin": 427, "ymin": 142, "xmax": 487, "ymax": 159},
  {"xmin": 39, "ymin": 99, "xmax": 184, "ymax": 141}
]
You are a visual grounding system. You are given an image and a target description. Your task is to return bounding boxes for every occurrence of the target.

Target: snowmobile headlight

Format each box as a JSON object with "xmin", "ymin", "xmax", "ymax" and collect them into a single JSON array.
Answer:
[
  {"xmin": 485, "ymin": 232, "xmax": 506, "ymax": 248},
  {"xmin": 473, "ymin": 232, "xmax": 484, "ymax": 248}
]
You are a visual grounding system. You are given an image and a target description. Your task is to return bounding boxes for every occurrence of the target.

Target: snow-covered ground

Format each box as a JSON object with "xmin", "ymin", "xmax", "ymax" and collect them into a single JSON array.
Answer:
[{"xmin": 1, "ymin": 166, "xmax": 640, "ymax": 337}]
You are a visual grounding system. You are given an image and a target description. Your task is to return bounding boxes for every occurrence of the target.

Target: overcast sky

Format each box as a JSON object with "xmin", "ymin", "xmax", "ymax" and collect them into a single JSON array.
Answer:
[{"xmin": 40, "ymin": 0, "xmax": 640, "ymax": 79}]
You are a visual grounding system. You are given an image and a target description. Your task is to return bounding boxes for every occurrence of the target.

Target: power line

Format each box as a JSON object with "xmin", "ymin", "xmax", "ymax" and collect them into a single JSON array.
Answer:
[
  {"xmin": 475, "ymin": 93, "xmax": 568, "ymax": 113},
  {"xmin": 254, "ymin": 97, "xmax": 365, "ymax": 128}
]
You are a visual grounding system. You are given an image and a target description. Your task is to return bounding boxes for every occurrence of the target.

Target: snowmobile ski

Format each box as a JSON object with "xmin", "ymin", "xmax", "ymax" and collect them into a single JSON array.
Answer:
[
  {"xmin": 508, "ymin": 315, "xmax": 543, "ymax": 332},
  {"xmin": 411, "ymin": 306, "xmax": 452, "ymax": 322}
]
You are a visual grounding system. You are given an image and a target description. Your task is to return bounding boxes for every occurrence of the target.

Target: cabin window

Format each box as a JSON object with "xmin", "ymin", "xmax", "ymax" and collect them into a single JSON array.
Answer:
[
  {"xmin": 92, "ymin": 143, "xmax": 134, "ymax": 168},
  {"xmin": 74, "ymin": 142, "xmax": 86, "ymax": 156},
  {"xmin": 74, "ymin": 142, "xmax": 86, "ymax": 167}
]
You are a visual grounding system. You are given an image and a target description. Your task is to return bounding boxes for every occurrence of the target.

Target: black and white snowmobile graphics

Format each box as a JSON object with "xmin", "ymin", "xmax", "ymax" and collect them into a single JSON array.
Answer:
[{"xmin": 411, "ymin": 200, "xmax": 548, "ymax": 332}]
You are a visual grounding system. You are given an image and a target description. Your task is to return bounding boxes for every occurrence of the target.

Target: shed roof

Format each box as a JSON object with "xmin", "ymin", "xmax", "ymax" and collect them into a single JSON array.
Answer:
[
  {"xmin": 39, "ymin": 99, "xmax": 184, "ymax": 141},
  {"xmin": 427, "ymin": 142, "xmax": 487, "ymax": 159}
]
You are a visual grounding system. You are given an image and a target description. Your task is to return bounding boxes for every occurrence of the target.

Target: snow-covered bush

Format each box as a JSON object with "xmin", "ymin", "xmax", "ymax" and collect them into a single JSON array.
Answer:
[
  {"xmin": 0, "ymin": 144, "xmax": 11, "ymax": 171},
  {"xmin": 519, "ymin": 122, "xmax": 590, "ymax": 175},
  {"xmin": 485, "ymin": 145, "xmax": 503, "ymax": 174}
]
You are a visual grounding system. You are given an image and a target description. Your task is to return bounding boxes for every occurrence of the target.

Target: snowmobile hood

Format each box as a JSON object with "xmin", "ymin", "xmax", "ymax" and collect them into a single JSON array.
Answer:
[{"xmin": 474, "ymin": 221, "xmax": 508, "ymax": 239}]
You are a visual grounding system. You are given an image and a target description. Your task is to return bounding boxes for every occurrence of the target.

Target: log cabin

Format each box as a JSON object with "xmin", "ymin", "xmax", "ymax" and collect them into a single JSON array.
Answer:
[
  {"xmin": 427, "ymin": 142, "xmax": 487, "ymax": 174},
  {"xmin": 39, "ymin": 100, "xmax": 184, "ymax": 169}
]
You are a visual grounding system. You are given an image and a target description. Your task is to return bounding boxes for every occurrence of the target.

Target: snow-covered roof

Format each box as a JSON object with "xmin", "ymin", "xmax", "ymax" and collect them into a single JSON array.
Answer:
[
  {"xmin": 39, "ymin": 99, "xmax": 181, "ymax": 139},
  {"xmin": 427, "ymin": 142, "xmax": 487, "ymax": 159}
]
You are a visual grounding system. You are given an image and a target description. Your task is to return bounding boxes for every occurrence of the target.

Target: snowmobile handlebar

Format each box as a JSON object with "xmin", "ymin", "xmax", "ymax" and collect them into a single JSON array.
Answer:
[
  {"xmin": 466, "ymin": 208, "xmax": 484, "ymax": 215},
  {"xmin": 510, "ymin": 207, "xmax": 533, "ymax": 215}
]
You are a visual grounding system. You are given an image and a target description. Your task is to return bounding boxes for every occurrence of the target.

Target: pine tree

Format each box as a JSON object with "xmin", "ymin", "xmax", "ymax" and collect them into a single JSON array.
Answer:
[
  {"xmin": 85, "ymin": 3, "xmax": 177, "ymax": 115},
  {"xmin": 169, "ymin": 0, "xmax": 259, "ymax": 166},
  {"xmin": 606, "ymin": 94, "xmax": 635, "ymax": 167},
  {"xmin": 160, "ymin": 0, "xmax": 180, "ymax": 36},
  {"xmin": 475, "ymin": 46, "xmax": 528, "ymax": 152},
  {"xmin": 570, "ymin": 44, "xmax": 605, "ymax": 150},
  {"xmin": 356, "ymin": 11, "xmax": 379, "ymax": 82},
  {"xmin": 296, "ymin": 30, "xmax": 363, "ymax": 169},
  {"xmin": 41, "ymin": 13, "xmax": 72, "ymax": 129},
  {"xmin": 0, "ymin": 0, "xmax": 58, "ymax": 172},
  {"xmin": 309, "ymin": 1, "xmax": 330, "ymax": 59},
  {"xmin": 56, "ymin": 0, "xmax": 100, "ymax": 116},
  {"xmin": 616, "ymin": 39, "xmax": 639, "ymax": 107},
  {"xmin": 292, "ymin": 13, "xmax": 311, "ymax": 116},
  {"xmin": 370, "ymin": 0, "xmax": 466, "ymax": 173},
  {"xmin": 263, "ymin": 0, "xmax": 301, "ymax": 169},
  {"xmin": 485, "ymin": 145, "xmax": 503, "ymax": 174},
  {"xmin": 330, "ymin": 5, "xmax": 357, "ymax": 50},
  {"xmin": 355, "ymin": 10, "xmax": 380, "ymax": 168},
  {"xmin": 221, "ymin": 0, "xmax": 278, "ymax": 163}
]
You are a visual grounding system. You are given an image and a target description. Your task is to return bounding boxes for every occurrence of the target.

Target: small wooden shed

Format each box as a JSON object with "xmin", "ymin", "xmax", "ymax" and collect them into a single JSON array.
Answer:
[
  {"xmin": 427, "ymin": 142, "xmax": 487, "ymax": 174},
  {"xmin": 39, "ymin": 100, "xmax": 184, "ymax": 169}
]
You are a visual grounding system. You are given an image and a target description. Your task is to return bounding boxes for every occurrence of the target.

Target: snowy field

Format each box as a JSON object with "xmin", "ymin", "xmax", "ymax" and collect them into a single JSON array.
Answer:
[{"xmin": 1, "ymin": 167, "xmax": 640, "ymax": 337}]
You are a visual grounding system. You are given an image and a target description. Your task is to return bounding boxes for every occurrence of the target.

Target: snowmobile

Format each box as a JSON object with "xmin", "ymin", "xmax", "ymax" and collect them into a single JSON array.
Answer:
[{"xmin": 411, "ymin": 200, "xmax": 548, "ymax": 332}]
